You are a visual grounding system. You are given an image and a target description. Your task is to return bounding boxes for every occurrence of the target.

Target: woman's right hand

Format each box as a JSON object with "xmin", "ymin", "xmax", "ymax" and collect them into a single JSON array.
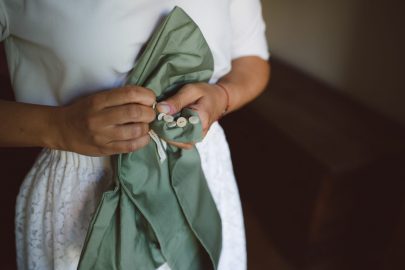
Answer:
[{"xmin": 54, "ymin": 85, "xmax": 156, "ymax": 156}]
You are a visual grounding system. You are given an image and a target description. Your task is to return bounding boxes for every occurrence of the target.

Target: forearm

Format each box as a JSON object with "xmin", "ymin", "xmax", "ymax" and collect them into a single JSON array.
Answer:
[
  {"xmin": 217, "ymin": 56, "xmax": 271, "ymax": 115},
  {"xmin": 0, "ymin": 99, "xmax": 60, "ymax": 148}
]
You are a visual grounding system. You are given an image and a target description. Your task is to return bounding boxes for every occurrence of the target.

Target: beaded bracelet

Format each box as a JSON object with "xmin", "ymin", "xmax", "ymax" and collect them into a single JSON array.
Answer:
[{"xmin": 216, "ymin": 82, "xmax": 231, "ymax": 118}]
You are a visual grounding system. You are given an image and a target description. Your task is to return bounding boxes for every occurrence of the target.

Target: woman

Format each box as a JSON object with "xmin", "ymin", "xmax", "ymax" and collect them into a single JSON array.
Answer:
[{"xmin": 0, "ymin": 0, "xmax": 270, "ymax": 269}]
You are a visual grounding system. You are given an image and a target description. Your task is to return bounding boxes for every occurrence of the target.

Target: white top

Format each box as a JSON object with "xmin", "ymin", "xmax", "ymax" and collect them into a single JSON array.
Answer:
[
  {"xmin": 0, "ymin": 0, "xmax": 269, "ymax": 106},
  {"xmin": 2, "ymin": 1, "xmax": 270, "ymax": 269}
]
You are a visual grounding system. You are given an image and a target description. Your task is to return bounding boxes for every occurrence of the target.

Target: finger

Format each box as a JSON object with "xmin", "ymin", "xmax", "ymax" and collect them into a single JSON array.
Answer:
[
  {"xmin": 187, "ymin": 102, "xmax": 210, "ymax": 131},
  {"xmin": 100, "ymin": 104, "xmax": 156, "ymax": 125},
  {"xmin": 156, "ymin": 84, "xmax": 203, "ymax": 115},
  {"xmin": 105, "ymin": 134, "xmax": 151, "ymax": 154},
  {"xmin": 105, "ymin": 123, "xmax": 149, "ymax": 141},
  {"xmin": 95, "ymin": 85, "xmax": 156, "ymax": 109}
]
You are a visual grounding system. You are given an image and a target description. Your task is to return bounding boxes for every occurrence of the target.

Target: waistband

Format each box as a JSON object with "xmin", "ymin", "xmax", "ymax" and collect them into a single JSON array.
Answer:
[{"xmin": 41, "ymin": 147, "xmax": 113, "ymax": 170}]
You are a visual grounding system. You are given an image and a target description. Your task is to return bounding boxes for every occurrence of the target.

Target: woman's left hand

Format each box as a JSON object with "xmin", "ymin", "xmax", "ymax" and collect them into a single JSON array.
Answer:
[{"xmin": 156, "ymin": 82, "xmax": 227, "ymax": 149}]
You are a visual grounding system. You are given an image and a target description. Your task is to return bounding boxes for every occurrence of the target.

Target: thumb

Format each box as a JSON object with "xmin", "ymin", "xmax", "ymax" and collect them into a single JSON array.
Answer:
[{"xmin": 156, "ymin": 85, "xmax": 202, "ymax": 115}]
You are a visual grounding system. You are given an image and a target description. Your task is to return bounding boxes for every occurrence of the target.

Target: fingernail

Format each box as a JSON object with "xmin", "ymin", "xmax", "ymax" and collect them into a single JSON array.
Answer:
[{"xmin": 157, "ymin": 102, "xmax": 171, "ymax": 114}]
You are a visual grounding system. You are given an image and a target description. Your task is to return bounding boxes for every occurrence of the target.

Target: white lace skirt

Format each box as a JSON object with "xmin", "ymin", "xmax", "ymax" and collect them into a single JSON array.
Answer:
[{"xmin": 15, "ymin": 122, "xmax": 246, "ymax": 270}]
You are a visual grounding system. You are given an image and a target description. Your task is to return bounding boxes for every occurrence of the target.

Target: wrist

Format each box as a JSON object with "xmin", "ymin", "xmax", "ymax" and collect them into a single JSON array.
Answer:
[
  {"xmin": 42, "ymin": 106, "xmax": 66, "ymax": 150},
  {"xmin": 214, "ymin": 82, "xmax": 231, "ymax": 119}
]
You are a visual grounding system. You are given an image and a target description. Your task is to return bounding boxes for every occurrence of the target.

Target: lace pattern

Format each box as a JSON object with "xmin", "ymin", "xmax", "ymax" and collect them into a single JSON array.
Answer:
[{"xmin": 15, "ymin": 122, "xmax": 246, "ymax": 270}]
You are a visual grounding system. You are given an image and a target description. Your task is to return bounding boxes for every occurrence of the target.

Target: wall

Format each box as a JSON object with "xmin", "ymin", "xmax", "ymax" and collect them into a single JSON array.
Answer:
[{"xmin": 261, "ymin": 0, "xmax": 405, "ymax": 125}]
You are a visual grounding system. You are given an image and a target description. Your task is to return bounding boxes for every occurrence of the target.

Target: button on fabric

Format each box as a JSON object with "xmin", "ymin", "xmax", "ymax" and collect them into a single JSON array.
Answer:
[
  {"xmin": 158, "ymin": 112, "xmax": 166, "ymax": 121},
  {"xmin": 189, "ymin": 116, "xmax": 200, "ymax": 124},
  {"xmin": 176, "ymin": 117, "xmax": 187, "ymax": 127},
  {"xmin": 163, "ymin": 115, "xmax": 174, "ymax": 123},
  {"xmin": 167, "ymin": 121, "xmax": 177, "ymax": 128},
  {"xmin": 78, "ymin": 7, "xmax": 222, "ymax": 270}
]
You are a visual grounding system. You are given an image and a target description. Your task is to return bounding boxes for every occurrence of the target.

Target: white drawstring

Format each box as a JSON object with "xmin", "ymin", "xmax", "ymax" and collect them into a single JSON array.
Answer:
[{"xmin": 148, "ymin": 130, "xmax": 167, "ymax": 163}]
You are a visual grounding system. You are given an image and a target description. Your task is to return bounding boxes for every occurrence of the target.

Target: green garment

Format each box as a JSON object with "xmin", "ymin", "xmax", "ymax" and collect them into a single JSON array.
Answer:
[{"xmin": 77, "ymin": 7, "xmax": 222, "ymax": 270}]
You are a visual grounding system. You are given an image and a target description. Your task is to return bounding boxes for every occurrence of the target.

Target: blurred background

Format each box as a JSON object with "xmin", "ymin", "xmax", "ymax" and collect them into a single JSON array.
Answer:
[{"xmin": 1, "ymin": 0, "xmax": 405, "ymax": 269}]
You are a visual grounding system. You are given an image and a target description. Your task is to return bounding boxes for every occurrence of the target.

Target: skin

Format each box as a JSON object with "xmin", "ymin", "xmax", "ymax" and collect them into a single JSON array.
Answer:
[
  {"xmin": 0, "ymin": 55, "xmax": 270, "ymax": 155},
  {"xmin": 158, "ymin": 56, "xmax": 270, "ymax": 149}
]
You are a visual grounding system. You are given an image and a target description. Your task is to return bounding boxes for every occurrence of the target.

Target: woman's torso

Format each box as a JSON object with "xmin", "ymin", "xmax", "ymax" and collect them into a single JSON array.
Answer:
[{"xmin": 2, "ymin": 0, "xmax": 233, "ymax": 106}]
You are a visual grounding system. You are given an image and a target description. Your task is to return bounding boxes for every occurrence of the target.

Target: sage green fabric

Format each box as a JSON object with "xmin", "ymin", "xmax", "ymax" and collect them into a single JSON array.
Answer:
[{"xmin": 78, "ymin": 7, "xmax": 222, "ymax": 270}]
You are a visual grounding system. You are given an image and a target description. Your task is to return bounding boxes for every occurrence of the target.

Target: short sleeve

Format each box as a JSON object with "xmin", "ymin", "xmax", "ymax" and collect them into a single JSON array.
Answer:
[
  {"xmin": 229, "ymin": 0, "xmax": 270, "ymax": 60},
  {"xmin": 0, "ymin": 0, "xmax": 10, "ymax": 41}
]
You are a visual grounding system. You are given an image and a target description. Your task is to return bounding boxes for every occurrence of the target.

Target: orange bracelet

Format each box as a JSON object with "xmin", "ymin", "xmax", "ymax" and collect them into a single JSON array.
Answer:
[{"xmin": 216, "ymin": 82, "xmax": 230, "ymax": 118}]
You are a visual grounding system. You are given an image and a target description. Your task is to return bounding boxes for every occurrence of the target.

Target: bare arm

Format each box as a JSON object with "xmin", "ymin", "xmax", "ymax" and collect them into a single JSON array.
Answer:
[
  {"xmin": 155, "ymin": 55, "xmax": 270, "ymax": 148},
  {"xmin": 0, "ymin": 86, "xmax": 157, "ymax": 156},
  {"xmin": 217, "ymin": 56, "xmax": 271, "ymax": 115},
  {"xmin": 0, "ymin": 56, "xmax": 269, "ymax": 152},
  {"xmin": 0, "ymin": 100, "xmax": 60, "ymax": 148},
  {"xmin": 157, "ymin": 56, "xmax": 270, "ymax": 120}
]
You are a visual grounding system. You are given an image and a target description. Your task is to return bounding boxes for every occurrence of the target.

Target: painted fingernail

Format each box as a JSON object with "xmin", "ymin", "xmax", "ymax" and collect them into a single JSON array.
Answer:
[{"xmin": 157, "ymin": 102, "xmax": 171, "ymax": 114}]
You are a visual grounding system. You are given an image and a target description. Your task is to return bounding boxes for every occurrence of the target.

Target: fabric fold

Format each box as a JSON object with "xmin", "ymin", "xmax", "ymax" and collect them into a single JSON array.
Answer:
[
  {"xmin": 78, "ymin": 7, "xmax": 222, "ymax": 270},
  {"xmin": 0, "ymin": 0, "xmax": 10, "ymax": 41}
]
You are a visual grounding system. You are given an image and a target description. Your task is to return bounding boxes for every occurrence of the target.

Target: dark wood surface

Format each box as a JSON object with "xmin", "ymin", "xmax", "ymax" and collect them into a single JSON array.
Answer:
[{"xmin": 220, "ymin": 58, "xmax": 405, "ymax": 270}]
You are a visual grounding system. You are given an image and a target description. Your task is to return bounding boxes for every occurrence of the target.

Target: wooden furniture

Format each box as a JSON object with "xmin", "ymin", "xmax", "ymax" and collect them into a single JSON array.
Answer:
[{"xmin": 220, "ymin": 58, "xmax": 405, "ymax": 270}]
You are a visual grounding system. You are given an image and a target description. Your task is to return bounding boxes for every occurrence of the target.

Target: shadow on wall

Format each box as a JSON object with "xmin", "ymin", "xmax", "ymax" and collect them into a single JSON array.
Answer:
[
  {"xmin": 261, "ymin": 0, "xmax": 405, "ymax": 126},
  {"xmin": 343, "ymin": 0, "xmax": 405, "ymax": 126}
]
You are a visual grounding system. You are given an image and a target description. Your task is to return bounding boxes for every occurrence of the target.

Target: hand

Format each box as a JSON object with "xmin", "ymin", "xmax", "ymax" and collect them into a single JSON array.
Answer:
[
  {"xmin": 53, "ymin": 85, "xmax": 156, "ymax": 156},
  {"xmin": 156, "ymin": 82, "xmax": 227, "ymax": 149}
]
